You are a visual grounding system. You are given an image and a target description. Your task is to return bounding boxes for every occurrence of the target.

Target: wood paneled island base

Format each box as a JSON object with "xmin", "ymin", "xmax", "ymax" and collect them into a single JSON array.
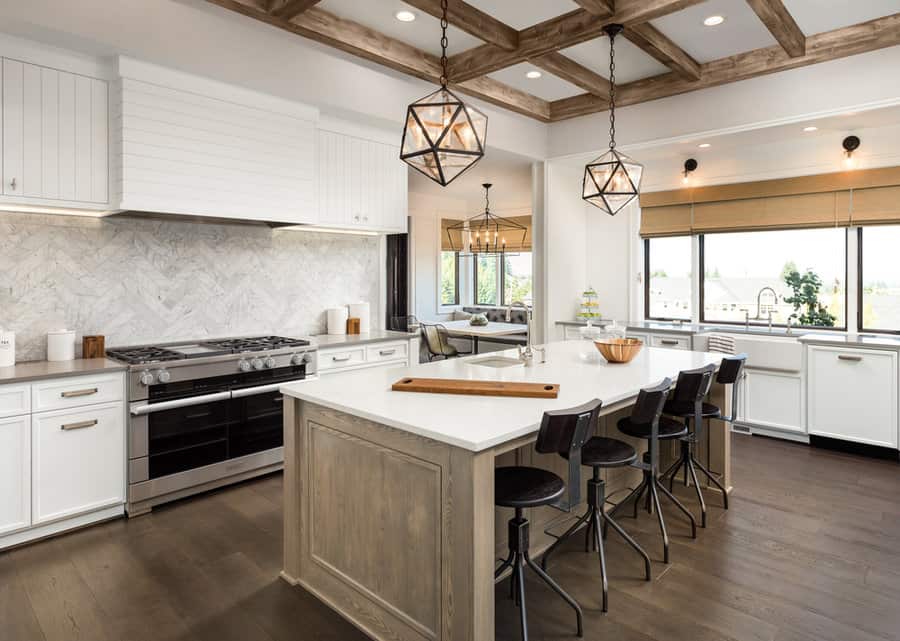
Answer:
[{"xmin": 280, "ymin": 342, "xmax": 730, "ymax": 641}]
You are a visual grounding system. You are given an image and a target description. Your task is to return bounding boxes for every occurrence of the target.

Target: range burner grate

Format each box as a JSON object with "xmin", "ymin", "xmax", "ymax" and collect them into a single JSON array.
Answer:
[
  {"xmin": 106, "ymin": 346, "xmax": 185, "ymax": 365},
  {"xmin": 203, "ymin": 336, "xmax": 311, "ymax": 352}
]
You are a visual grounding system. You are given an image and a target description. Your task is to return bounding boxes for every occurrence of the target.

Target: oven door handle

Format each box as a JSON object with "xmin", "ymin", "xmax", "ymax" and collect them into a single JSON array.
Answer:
[
  {"xmin": 231, "ymin": 376, "xmax": 318, "ymax": 399},
  {"xmin": 129, "ymin": 391, "xmax": 232, "ymax": 416}
]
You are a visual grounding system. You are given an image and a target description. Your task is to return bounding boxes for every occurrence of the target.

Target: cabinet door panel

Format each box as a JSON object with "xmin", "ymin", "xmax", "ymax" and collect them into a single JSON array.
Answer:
[
  {"xmin": 22, "ymin": 63, "xmax": 42, "ymax": 198},
  {"xmin": 808, "ymin": 347, "xmax": 897, "ymax": 447},
  {"xmin": 744, "ymin": 370, "xmax": 804, "ymax": 433},
  {"xmin": 74, "ymin": 75, "xmax": 93, "ymax": 202},
  {"xmin": 41, "ymin": 67, "xmax": 60, "ymax": 199},
  {"xmin": 32, "ymin": 401, "xmax": 125, "ymax": 524},
  {"xmin": 58, "ymin": 71, "xmax": 77, "ymax": 200},
  {"xmin": 0, "ymin": 415, "xmax": 30, "ymax": 536},
  {"xmin": 90, "ymin": 78, "xmax": 108, "ymax": 203},
  {"xmin": 2, "ymin": 58, "xmax": 23, "ymax": 196}
]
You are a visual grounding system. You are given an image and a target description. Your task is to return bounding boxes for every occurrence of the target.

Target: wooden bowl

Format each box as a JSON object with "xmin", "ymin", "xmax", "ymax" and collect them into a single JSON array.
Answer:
[{"xmin": 593, "ymin": 337, "xmax": 643, "ymax": 363}]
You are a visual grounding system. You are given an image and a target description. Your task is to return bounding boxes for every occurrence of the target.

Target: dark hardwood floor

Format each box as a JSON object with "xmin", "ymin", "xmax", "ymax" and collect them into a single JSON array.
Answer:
[{"xmin": 2, "ymin": 433, "xmax": 899, "ymax": 641}]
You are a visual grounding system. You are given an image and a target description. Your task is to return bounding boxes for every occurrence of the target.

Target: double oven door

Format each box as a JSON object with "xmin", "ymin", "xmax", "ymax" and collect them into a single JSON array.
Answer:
[{"xmin": 129, "ymin": 366, "xmax": 304, "ymax": 482}]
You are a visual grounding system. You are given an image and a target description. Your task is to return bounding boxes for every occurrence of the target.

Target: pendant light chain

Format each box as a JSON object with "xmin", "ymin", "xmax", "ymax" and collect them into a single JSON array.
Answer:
[
  {"xmin": 439, "ymin": 0, "xmax": 449, "ymax": 88},
  {"xmin": 608, "ymin": 29, "xmax": 617, "ymax": 150}
]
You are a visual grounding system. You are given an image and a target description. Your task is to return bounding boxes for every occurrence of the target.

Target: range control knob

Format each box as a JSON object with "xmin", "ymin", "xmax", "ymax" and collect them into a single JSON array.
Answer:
[
  {"xmin": 263, "ymin": 357, "xmax": 276, "ymax": 369},
  {"xmin": 139, "ymin": 370, "xmax": 154, "ymax": 386},
  {"xmin": 251, "ymin": 357, "xmax": 264, "ymax": 370},
  {"xmin": 156, "ymin": 369, "xmax": 171, "ymax": 384},
  {"xmin": 291, "ymin": 352, "xmax": 308, "ymax": 366},
  {"xmin": 238, "ymin": 359, "xmax": 252, "ymax": 372}
]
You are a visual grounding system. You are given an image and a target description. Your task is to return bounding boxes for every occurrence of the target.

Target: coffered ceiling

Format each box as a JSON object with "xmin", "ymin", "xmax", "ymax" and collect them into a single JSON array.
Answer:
[{"xmin": 206, "ymin": 0, "xmax": 900, "ymax": 122}]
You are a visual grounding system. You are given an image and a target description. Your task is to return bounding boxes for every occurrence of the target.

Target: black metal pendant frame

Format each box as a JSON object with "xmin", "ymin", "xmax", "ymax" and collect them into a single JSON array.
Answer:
[{"xmin": 583, "ymin": 148, "xmax": 642, "ymax": 216}]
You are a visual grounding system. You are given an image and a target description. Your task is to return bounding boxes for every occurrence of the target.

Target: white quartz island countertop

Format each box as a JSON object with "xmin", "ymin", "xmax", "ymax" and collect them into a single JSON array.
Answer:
[{"xmin": 281, "ymin": 340, "xmax": 722, "ymax": 452}]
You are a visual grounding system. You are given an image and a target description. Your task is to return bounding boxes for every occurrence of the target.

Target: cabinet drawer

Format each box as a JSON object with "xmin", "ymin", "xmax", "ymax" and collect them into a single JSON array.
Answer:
[
  {"xmin": 0, "ymin": 383, "xmax": 31, "ymax": 418},
  {"xmin": 366, "ymin": 342, "xmax": 408, "ymax": 363},
  {"xmin": 318, "ymin": 347, "xmax": 366, "ymax": 371},
  {"xmin": 0, "ymin": 415, "xmax": 30, "ymax": 536},
  {"xmin": 808, "ymin": 347, "xmax": 897, "ymax": 448},
  {"xmin": 32, "ymin": 373, "xmax": 123, "ymax": 413},
  {"xmin": 32, "ymin": 401, "xmax": 125, "ymax": 524},
  {"xmin": 650, "ymin": 335, "xmax": 691, "ymax": 350}
]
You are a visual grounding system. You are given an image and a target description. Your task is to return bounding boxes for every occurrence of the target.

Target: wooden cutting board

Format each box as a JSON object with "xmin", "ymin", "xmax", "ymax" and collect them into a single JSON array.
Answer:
[{"xmin": 392, "ymin": 377, "xmax": 559, "ymax": 399}]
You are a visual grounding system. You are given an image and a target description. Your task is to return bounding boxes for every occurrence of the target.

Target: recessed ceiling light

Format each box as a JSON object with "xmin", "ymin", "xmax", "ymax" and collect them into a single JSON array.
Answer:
[
  {"xmin": 394, "ymin": 10, "xmax": 416, "ymax": 22},
  {"xmin": 803, "ymin": 126, "xmax": 818, "ymax": 132},
  {"xmin": 525, "ymin": 70, "xmax": 542, "ymax": 79},
  {"xmin": 698, "ymin": 143, "xmax": 711, "ymax": 149},
  {"xmin": 703, "ymin": 15, "xmax": 725, "ymax": 27}
]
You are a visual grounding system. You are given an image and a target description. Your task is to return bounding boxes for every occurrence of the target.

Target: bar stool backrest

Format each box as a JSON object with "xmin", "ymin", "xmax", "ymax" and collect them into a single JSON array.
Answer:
[
  {"xmin": 717, "ymin": 353, "xmax": 748, "ymax": 422},
  {"xmin": 630, "ymin": 378, "xmax": 673, "ymax": 471},
  {"xmin": 535, "ymin": 399, "xmax": 602, "ymax": 457},
  {"xmin": 671, "ymin": 363, "xmax": 717, "ymax": 405}
]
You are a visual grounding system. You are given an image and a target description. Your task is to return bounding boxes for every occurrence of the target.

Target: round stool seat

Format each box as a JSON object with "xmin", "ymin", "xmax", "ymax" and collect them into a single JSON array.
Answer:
[
  {"xmin": 563, "ymin": 436, "xmax": 636, "ymax": 467},
  {"xmin": 617, "ymin": 415, "xmax": 688, "ymax": 441},
  {"xmin": 495, "ymin": 466, "xmax": 565, "ymax": 508},
  {"xmin": 663, "ymin": 400, "xmax": 721, "ymax": 419}
]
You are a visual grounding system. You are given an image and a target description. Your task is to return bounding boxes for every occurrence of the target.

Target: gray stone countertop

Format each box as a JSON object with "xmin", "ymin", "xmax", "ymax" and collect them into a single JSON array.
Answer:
[
  {"xmin": 797, "ymin": 333, "xmax": 900, "ymax": 350},
  {"xmin": 312, "ymin": 330, "xmax": 419, "ymax": 349},
  {"xmin": 0, "ymin": 358, "xmax": 128, "ymax": 385}
]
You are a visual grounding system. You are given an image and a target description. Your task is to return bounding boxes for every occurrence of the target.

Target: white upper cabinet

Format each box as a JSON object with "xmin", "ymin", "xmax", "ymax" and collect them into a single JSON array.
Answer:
[
  {"xmin": 1, "ymin": 58, "xmax": 108, "ymax": 207},
  {"xmin": 115, "ymin": 57, "xmax": 318, "ymax": 225},
  {"xmin": 317, "ymin": 126, "xmax": 408, "ymax": 233}
]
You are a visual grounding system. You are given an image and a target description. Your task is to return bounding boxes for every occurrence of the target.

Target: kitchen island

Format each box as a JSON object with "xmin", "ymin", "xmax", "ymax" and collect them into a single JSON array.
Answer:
[{"xmin": 279, "ymin": 340, "xmax": 731, "ymax": 641}]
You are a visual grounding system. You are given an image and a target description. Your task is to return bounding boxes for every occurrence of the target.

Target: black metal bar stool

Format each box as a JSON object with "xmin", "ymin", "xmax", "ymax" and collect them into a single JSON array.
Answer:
[
  {"xmin": 660, "ymin": 355, "xmax": 747, "ymax": 527},
  {"xmin": 610, "ymin": 377, "xmax": 697, "ymax": 564},
  {"xmin": 539, "ymin": 400, "xmax": 651, "ymax": 613},
  {"xmin": 494, "ymin": 401, "xmax": 596, "ymax": 641}
]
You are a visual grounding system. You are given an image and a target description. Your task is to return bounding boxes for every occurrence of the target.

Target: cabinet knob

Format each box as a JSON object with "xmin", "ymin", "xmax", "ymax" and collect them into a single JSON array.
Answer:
[{"xmin": 9, "ymin": 177, "xmax": 16, "ymax": 190}]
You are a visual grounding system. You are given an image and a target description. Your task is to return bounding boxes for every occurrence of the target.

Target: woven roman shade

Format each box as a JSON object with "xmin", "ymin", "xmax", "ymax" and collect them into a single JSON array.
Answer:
[
  {"xmin": 639, "ymin": 166, "xmax": 900, "ymax": 237},
  {"xmin": 440, "ymin": 218, "xmax": 465, "ymax": 252}
]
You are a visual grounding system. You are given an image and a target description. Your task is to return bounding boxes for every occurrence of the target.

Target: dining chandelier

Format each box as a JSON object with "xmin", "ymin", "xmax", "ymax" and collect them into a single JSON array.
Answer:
[{"xmin": 445, "ymin": 184, "xmax": 526, "ymax": 257}]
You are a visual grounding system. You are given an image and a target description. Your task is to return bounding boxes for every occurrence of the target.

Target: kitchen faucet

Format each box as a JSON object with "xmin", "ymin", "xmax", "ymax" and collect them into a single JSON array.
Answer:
[
  {"xmin": 516, "ymin": 307, "xmax": 545, "ymax": 366},
  {"xmin": 755, "ymin": 287, "xmax": 778, "ymax": 321},
  {"xmin": 506, "ymin": 300, "xmax": 527, "ymax": 322}
]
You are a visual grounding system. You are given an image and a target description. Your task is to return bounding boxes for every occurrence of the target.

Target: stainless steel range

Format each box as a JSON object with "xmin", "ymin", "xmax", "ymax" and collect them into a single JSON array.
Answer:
[{"xmin": 106, "ymin": 335, "xmax": 317, "ymax": 516}]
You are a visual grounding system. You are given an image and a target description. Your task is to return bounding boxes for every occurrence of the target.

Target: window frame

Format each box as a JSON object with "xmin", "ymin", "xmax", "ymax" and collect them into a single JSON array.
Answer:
[
  {"xmin": 643, "ymin": 237, "xmax": 693, "ymax": 322},
  {"xmin": 697, "ymin": 229, "xmax": 849, "ymax": 331},
  {"xmin": 439, "ymin": 250, "xmax": 461, "ymax": 307},
  {"xmin": 857, "ymin": 226, "xmax": 900, "ymax": 335}
]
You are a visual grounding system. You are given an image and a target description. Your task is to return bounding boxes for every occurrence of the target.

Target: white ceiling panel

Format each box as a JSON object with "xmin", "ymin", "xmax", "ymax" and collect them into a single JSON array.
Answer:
[
  {"xmin": 318, "ymin": 0, "xmax": 483, "ymax": 56},
  {"xmin": 650, "ymin": 0, "xmax": 778, "ymax": 63},
  {"xmin": 465, "ymin": 0, "xmax": 581, "ymax": 30},
  {"xmin": 561, "ymin": 37, "xmax": 671, "ymax": 84},
  {"xmin": 782, "ymin": 0, "xmax": 900, "ymax": 35},
  {"xmin": 488, "ymin": 62, "xmax": 584, "ymax": 101}
]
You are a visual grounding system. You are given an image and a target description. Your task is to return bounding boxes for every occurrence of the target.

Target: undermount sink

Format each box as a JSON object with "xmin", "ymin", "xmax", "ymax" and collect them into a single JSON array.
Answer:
[
  {"xmin": 713, "ymin": 333, "xmax": 803, "ymax": 371},
  {"xmin": 468, "ymin": 356, "xmax": 524, "ymax": 369}
]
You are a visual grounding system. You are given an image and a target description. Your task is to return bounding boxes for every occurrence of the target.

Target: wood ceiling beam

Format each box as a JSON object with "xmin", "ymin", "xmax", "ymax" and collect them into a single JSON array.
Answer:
[
  {"xmin": 204, "ymin": 0, "xmax": 550, "ymax": 121},
  {"xmin": 571, "ymin": 0, "xmax": 615, "ymax": 18},
  {"xmin": 626, "ymin": 23, "xmax": 701, "ymax": 80},
  {"xmin": 530, "ymin": 52, "xmax": 610, "ymax": 98},
  {"xmin": 400, "ymin": 0, "xmax": 518, "ymax": 50},
  {"xmin": 447, "ymin": 0, "xmax": 706, "ymax": 83},
  {"xmin": 745, "ymin": 0, "xmax": 807, "ymax": 57},
  {"xmin": 550, "ymin": 13, "xmax": 900, "ymax": 121},
  {"xmin": 268, "ymin": 0, "xmax": 323, "ymax": 21}
]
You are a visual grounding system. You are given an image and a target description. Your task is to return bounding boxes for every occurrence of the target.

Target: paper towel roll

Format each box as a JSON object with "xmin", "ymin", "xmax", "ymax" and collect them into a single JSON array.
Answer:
[
  {"xmin": 0, "ymin": 330, "xmax": 14, "ymax": 367},
  {"xmin": 327, "ymin": 307, "xmax": 349, "ymax": 335},
  {"xmin": 47, "ymin": 329, "xmax": 76, "ymax": 361},
  {"xmin": 348, "ymin": 302, "xmax": 371, "ymax": 334}
]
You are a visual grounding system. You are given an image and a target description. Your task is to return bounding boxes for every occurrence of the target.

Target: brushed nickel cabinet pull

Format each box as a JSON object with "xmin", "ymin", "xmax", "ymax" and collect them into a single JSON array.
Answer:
[
  {"xmin": 61, "ymin": 419, "xmax": 98, "ymax": 431},
  {"xmin": 837, "ymin": 355, "xmax": 863, "ymax": 362},
  {"xmin": 332, "ymin": 355, "xmax": 352, "ymax": 362},
  {"xmin": 61, "ymin": 387, "xmax": 99, "ymax": 398},
  {"xmin": 379, "ymin": 349, "xmax": 397, "ymax": 356},
  {"xmin": 661, "ymin": 340, "xmax": 679, "ymax": 346}
]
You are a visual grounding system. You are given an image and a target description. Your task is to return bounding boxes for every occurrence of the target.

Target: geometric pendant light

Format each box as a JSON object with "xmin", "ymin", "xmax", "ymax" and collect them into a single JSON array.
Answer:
[
  {"xmin": 583, "ymin": 24, "xmax": 643, "ymax": 215},
  {"xmin": 444, "ymin": 183, "xmax": 527, "ymax": 257},
  {"xmin": 400, "ymin": 0, "xmax": 488, "ymax": 186}
]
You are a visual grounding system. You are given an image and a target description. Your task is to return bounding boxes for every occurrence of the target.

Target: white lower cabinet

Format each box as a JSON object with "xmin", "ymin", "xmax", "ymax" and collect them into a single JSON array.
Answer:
[
  {"xmin": 32, "ymin": 401, "xmax": 125, "ymax": 524},
  {"xmin": 741, "ymin": 369, "xmax": 805, "ymax": 434},
  {"xmin": 649, "ymin": 334, "xmax": 691, "ymax": 350},
  {"xmin": 319, "ymin": 340, "xmax": 412, "ymax": 375},
  {"xmin": 808, "ymin": 346, "xmax": 898, "ymax": 448},
  {"xmin": 0, "ymin": 415, "xmax": 30, "ymax": 536}
]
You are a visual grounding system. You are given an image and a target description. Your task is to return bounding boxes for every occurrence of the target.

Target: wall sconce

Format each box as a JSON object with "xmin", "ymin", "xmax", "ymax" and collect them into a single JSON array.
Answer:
[
  {"xmin": 842, "ymin": 135, "xmax": 860, "ymax": 169},
  {"xmin": 682, "ymin": 158, "xmax": 698, "ymax": 184}
]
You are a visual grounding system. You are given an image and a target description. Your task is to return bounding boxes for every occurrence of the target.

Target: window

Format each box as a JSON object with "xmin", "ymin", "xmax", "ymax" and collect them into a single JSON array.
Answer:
[
  {"xmin": 645, "ymin": 236, "xmax": 692, "ymax": 321},
  {"xmin": 504, "ymin": 252, "xmax": 533, "ymax": 305},
  {"xmin": 860, "ymin": 225, "xmax": 900, "ymax": 333},
  {"xmin": 474, "ymin": 252, "xmax": 533, "ymax": 306},
  {"xmin": 701, "ymin": 228, "xmax": 846, "ymax": 328},
  {"xmin": 475, "ymin": 255, "xmax": 499, "ymax": 305},
  {"xmin": 440, "ymin": 251, "xmax": 459, "ymax": 306}
]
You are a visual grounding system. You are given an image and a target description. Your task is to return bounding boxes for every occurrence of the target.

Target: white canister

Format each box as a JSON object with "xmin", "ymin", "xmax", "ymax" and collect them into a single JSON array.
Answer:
[
  {"xmin": 348, "ymin": 302, "xmax": 371, "ymax": 334},
  {"xmin": 327, "ymin": 307, "xmax": 349, "ymax": 335},
  {"xmin": 0, "ymin": 330, "xmax": 14, "ymax": 367},
  {"xmin": 47, "ymin": 329, "xmax": 76, "ymax": 361}
]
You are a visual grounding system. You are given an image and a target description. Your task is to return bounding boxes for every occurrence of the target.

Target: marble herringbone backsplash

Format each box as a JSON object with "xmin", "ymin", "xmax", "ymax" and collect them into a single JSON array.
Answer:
[{"xmin": 0, "ymin": 212, "xmax": 380, "ymax": 361}]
